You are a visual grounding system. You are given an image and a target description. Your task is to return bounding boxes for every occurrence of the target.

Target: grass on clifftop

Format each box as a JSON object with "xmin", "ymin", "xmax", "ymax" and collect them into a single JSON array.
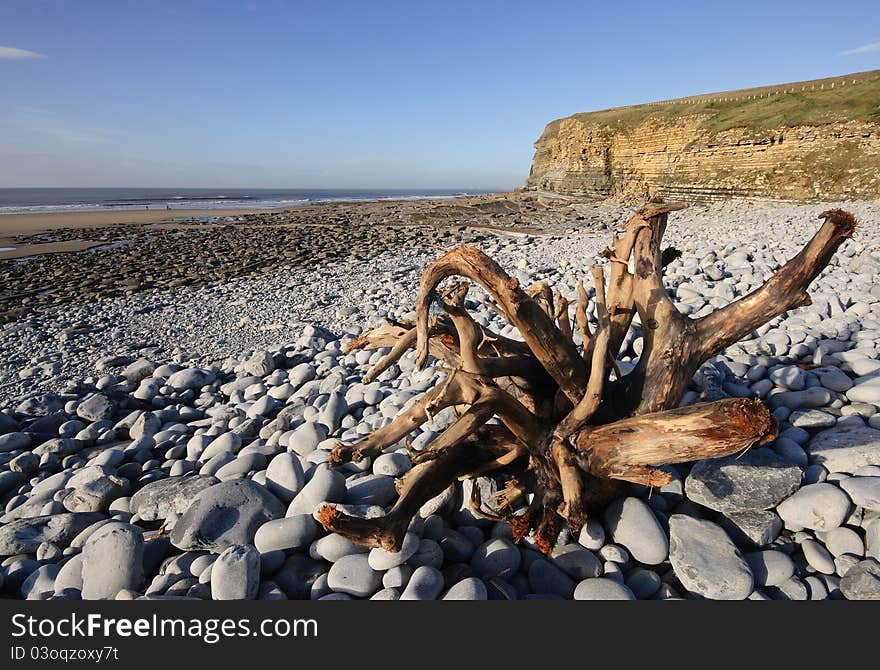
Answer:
[{"xmin": 548, "ymin": 71, "xmax": 880, "ymax": 138}]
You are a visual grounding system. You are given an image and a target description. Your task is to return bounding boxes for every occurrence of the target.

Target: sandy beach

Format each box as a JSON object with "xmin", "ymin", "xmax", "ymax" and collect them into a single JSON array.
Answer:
[{"xmin": 0, "ymin": 208, "xmax": 273, "ymax": 260}]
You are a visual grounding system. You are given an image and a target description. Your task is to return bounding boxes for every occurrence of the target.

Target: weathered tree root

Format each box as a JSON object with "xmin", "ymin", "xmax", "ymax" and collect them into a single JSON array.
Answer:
[{"xmin": 320, "ymin": 202, "xmax": 856, "ymax": 552}]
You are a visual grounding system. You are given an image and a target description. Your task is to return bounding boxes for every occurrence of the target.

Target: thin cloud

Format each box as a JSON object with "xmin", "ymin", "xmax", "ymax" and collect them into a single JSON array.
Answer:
[
  {"xmin": 0, "ymin": 45, "xmax": 45, "ymax": 59},
  {"xmin": 840, "ymin": 41, "xmax": 880, "ymax": 56}
]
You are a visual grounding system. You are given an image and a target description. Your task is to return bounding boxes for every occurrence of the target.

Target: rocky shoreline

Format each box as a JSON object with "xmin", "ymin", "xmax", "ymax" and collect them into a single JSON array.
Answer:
[{"xmin": 1, "ymin": 196, "xmax": 879, "ymax": 600}]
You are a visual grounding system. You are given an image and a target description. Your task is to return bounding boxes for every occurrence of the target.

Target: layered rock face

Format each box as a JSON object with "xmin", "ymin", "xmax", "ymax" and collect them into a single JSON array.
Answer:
[{"xmin": 526, "ymin": 75, "xmax": 880, "ymax": 201}]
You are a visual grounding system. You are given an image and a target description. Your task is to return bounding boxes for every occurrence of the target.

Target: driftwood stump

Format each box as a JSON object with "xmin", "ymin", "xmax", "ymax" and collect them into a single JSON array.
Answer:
[{"xmin": 317, "ymin": 200, "xmax": 857, "ymax": 553}]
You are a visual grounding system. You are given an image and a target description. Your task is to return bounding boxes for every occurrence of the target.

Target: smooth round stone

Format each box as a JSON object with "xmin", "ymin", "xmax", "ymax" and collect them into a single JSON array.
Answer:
[
  {"xmin": 326, "ymin": 554, "xmax": 382, "ymax": 598},
  {"xmin": 835, "ymin": 553, "xmax": 861, "ymax": 578},
  {"xmin": 604, "ymin": 497, "xmax": 669, "ymax": 565},
  {"xmin": 344, "ymin": 474, "xmax": 397, "ymax": 506},
  {"xmin": 839, "ymin": 477, "xmax": 880, "ymax": 512},
  {"xmin": 577, "ymin": 518, "xmax": 605, "ymax": 550},
  {"xmin": 254, "ymin": 515, "xmax": 316, "ymax": 553},
  {"xmin": 215, "ymin": 452, "xmax": 267, "ymax": 480},
  {"xmin": 400, "ymin": 565, "xmax": 444, "ymax": 600},
  {"xmin": 790, "ymin": 409, "xmax": 837, "ymax": 429},
  {"xmin": 310, "ymin": 534, "xmax": 369, "ymax": 562},
  {"xmin": 823, "ymin": 527, "xmax": 865, "ymax": 557},
  {"xmin": 769, "ymin": 365, "xmax": 806, "ymax": 390},
  {"xmin": 264, "ymin": 452, "xmax": 306, "ymax": 503},
  {"xmin": 382, "ymin": 565, "xmax": 413, "ymax": 589},
  {"xmin": 776, "ymin": 483, "xmax": 852, "ymax": 531},
  {"xmin": 54, "ymin": 555, "xmax": 84, "ymax": 594},
  {"xmin": 211, "ymin": 545, "xmax": 260, "ymax": 600},
  {"xmin": 668, "ymin": 515, "xmax": 753, "ymax": 600},
  {"xmin": 21, "ymin": 564, "xmax": 61, "ymax": 600},
  {"xmin": 801, "ymin": 539, "xmax": 836, "ymax": 575},
  {"xmin": 820, "ymin": 367, "xmax": 853, "ymax": 393},
  {"xmin": 408, "ymin": 538, "xmax": 443, "ymax": 569},
  {"xmin": 470, "ymin": 538, "xmax": 521, "ymax": 578},
  {"xmin": 527, "ymin": 559, "xmax": 575, "ymax": 598},
  {"xmin": 287, "ymin": 466, "xmax": 346, "ymax": 516},
  {"xmin": 624, "ymin": 568, "xmax": 661, "ymax": 599},
  {"xmin": 550, "ymin": 544, "xmax": 602, "ymax": 580},
  {"xmin": 805, "ymin": 575, "xmax": 829, "ymax": 600},
  {"xmin": 442, "ymin": 577, "xmax": 488, "ymax": 600},
  {"xmin": 743, "ymin": 550, "xmax": 795, "ymax": 586},
  {"xmin": 199, "ymin": 432, "xmax": 242, "ymax": 462},
  {"xmin": 766, "ymin": 577, "xmax": 809, "ymax": 600},
  {"xmin": 288, "ymin": 422, "xmax": 328, "ymax": 457},
  {"xmin": 170, "ymin": 479, "xmax": 285, "ymax": 552},
  {"xmin": 368, "ymin": 532, "xmax": 419, "ymax": 570},
  {"xmin": 81, "ymin": 522, "xmax": 144, "ymax": 600},
  {"xmin": 438, "ymin": 529, "xmax": 475, "ymax": 563},
  {"xmin": 806, "ymin": 425, "xmax": 880, "ymax": 474},
  {"xmin": 598, "ymin": 544, "xmax": 630, "ymax": 565},
  {"xmin": 372, "ymin": 452, "xmax": 411, "ymax": 477},
  {"xmin": 370, "ymin": 588, "xmax": 400, "ymax": 600},
  {"xmin": 574, "ymin": 577, "xmax": 636, "ymax": 600}
]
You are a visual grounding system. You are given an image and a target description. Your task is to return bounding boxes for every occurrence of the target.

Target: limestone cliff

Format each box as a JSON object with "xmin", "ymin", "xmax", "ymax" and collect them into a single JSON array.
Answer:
[{"xmin": 526, "ymin": 71, "xmax": 880, "ymax": 201}]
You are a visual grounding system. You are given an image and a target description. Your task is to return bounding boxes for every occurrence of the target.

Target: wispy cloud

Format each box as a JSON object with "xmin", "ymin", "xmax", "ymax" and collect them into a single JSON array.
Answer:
[
  {"xmin": 0, "ymin": 45, "xmax": 45, "ymax": 60},
  {"xmin": 840, "ymin": 41, "xmax": 880, "ymax": 56}
]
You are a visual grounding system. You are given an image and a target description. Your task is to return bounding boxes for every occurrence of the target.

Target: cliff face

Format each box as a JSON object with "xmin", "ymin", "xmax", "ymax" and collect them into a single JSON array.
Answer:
[{"xmin": 526, "ymin": 72, "xmax": 880, "ymax": 201}]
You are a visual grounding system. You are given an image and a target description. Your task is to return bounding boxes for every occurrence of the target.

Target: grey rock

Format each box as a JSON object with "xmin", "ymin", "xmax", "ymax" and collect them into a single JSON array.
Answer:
[
  {"xmin": 527, "ymin": 558, "xmax": 575, "ymax": 598},
  {"xmin": 326, "ymin": 554, "xmax": 381, "ymax": 598},
  {"xmin": 253, "ymin": 515, "xmax": 316, "ymax": 553},
  {"xmin": 344, "ymin": 474, "xmax": 397, "ymax": 506},
  {"xmin": 573, "ymin": 577, "xmax": 636, "ymax": 600},
  {"xmin": 802, "ymin": 539, "xmax": 836, "ymax": 574},
  {"xmin": 265, "ymin": 452, "xmax": 305, "ymax": 502},
  {"xmin": 776, "ymin": 483, "xmax": 851, "ymax": 531},
  {"xmin": 81, "ymin": 522, "xmax": 143, "ymax": 599},
  {"xmin": 287, "ymin": 465, "xmax": 346, "ymax": 515},
  {"xmin": 806, "ymin": 425, "xmax": 880, "ymax": 473},
  {"xmin": 0, "ymin": 513, "xmax": 105, "ymax": 555},
  {"xmin": 790, "ymin": 409, "xmax": 837, "ymax": 429},
  {"xmin": 840, "ymin": 558, "xmax": 880, "ymax": 600},
  {"xmin": 442, "ymin": 577, "xmax": 488, "ymax": 600},
  {"xmin": 130, "ymin": 476, "xmax": 218, "ymax": 521},
  {"xmin": 721, "ymin": 510, "xmax": 783, "ymax": 547},
  {"xmin": 400, "ymin": 565, "xmax": 444, "ymax": 600},
  {"xmin": 170, "ymin": 479, "xmax": 285, "ymax": 552},
  {"xmin": 310, "ymin": 534, "xmax": 369, "ymax": 562},
  {"xmin": 550, "ymin": 544, "xmax": 602, "ymax": 580},
  {"xmin": 211, "ymin": 545, "xmax": 260, "ymax": 600},
  {"xmin": 823, "ymin": 526, "xmax": 864, "ymax": 557},
  {"xmin": 76, "ymin": 394, "xmax": 113, "ymax": 422},
  {"xmin": 668, "ymin": 515, "xmax": 753, "ymax": 600},
  {"xmin": 166, "ymin": 368, "xmax": 214, "ymax": 391},
  {"xmin": 243, "ymin": 351, "xmax": 275, "ymax": 377},
  {"xmin": 624, "ymin": 568, "xmax": 661, "ymax": 599},
  {"xmin": 63, "ymin": 476, "xmax": 128, "ymax": 513},
  {"xmin": 368, "ymin": 532, "xmax": 419, "ymax": 570},
  {"xmin": 577, "ymin": 518, "xmax": 605, "ymax": 550},
  {"xmin": 839, "ymin": 477, "xmax": 880, "ymax": 511},
  {"xmin": 743, "ymin": 550, "xmax": 795, "ymax": 586},
  {"xmin": 470, "ymin": 538, "xmax": 520, "ymax": 578},
  {"xmin": 685, "ymin": 448, "xmax": 802, "ymax": 513},
  {"xmin": 604, "ymin": 497, "xmax": 669, "ymax": 565}
]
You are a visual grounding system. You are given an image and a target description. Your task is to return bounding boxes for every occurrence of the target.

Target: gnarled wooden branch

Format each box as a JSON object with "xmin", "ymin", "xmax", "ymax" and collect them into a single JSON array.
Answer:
[{"xmin": 319, "ymin": 201, "xmax": 856, "ymax": 554}]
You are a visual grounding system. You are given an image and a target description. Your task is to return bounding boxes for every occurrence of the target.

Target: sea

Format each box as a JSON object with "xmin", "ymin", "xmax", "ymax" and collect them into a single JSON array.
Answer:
[{"xmin": 0, "ymin": 188, "xmax": 497, "ymax": 215}]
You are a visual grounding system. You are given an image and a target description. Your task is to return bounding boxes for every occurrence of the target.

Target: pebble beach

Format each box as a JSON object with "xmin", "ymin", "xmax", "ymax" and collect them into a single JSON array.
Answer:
[{"xmin": 1, "ymin": 195, "xmax": 880, "ymax": 601}]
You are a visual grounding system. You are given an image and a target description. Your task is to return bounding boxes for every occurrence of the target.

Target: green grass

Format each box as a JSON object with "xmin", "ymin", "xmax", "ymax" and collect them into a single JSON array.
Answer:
[{"xmin": 544, "ymin": 70, "xmax": 880, "ymax": 140}]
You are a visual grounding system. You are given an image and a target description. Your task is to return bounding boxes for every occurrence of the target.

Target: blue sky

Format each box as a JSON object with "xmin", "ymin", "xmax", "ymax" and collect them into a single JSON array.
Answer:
[{"xmin": 1, "ymin": 0, "xmax": 878, "ymax": 189}]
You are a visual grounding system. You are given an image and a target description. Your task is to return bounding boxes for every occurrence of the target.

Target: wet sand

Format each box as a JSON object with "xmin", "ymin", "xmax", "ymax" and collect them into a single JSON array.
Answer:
[{"xmin": 0, "ymin": 208, "xmax": 273, "ymax": 260}]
